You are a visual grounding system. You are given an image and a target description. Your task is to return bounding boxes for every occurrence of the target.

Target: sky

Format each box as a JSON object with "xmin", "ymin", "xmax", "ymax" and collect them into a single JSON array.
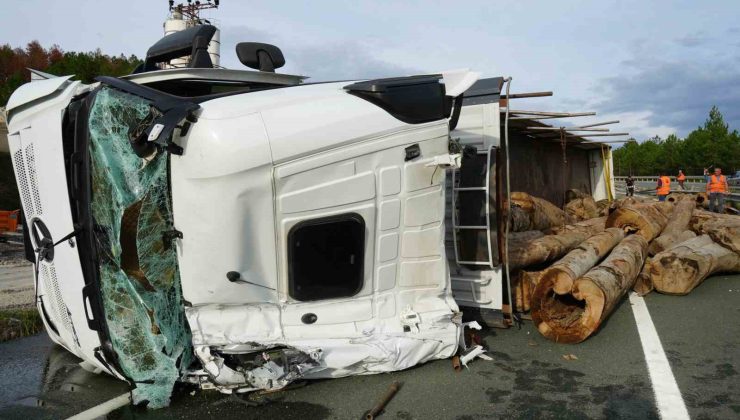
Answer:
[{"xmin": 2, "ymin": 0, "xmax": 739, "ymax": 140}]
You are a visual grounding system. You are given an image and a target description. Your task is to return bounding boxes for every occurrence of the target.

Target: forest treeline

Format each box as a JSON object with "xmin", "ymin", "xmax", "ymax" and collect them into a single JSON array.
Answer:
[
  {"xmin": 0, "ymin": 41, "xmax": 141, "ymax": 210},
  {"xmin": 613, "ymin": 107, "xmax": 740, "ymax": 176},
  {"xmin": 0, "ymin": 41, "xmax": 141, "ymax": 106}
]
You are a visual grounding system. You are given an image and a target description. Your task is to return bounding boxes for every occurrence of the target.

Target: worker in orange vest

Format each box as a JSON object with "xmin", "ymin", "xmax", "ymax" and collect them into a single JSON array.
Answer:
[
  {"xmin": 656, "ymin": 171, "xmax": 671, "ymax": 201},
  {"xmin": 706, "ymin": 167, "xmax": 729, "ymax": 213},
  {"xmin": 677, "ymin": 170, "xmax": 686, "ymax": 190}
]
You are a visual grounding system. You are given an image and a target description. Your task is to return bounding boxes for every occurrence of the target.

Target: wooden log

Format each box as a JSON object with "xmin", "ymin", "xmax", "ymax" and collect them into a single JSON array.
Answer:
[
  {"xmin": 508, "ymin": 192, "xmax": 571, "ymax": 232},
  {"xmin": 565, "ymin": 189, "xmax": 591, "ymax": 202},
  {"xmin": 507, "ymin": 230, "xmax": 590, "ymax": 269},
  {"xmin": 564, "ymin": 197, "xmax": 600, "ymax": 222},
  {"xmin": 512, "ymin": 269, "xmax": 545, "ymax": 312},
  {"xmin": 508, "ymin": 230, "xmax": 546, "ymax": 245},
  {"xmin": 532, "ymin": 234, "xmax": 648, "ymax": 343},
  {"xmin": 649, "ymin": 235, "xmax": 740, "ymax": 295},
  {"xmin": 595, "ymin": 199, "xmax": 611, "ymax": 217},
  {"xmin": 648, "ymin": 199, "xmax": 696, "ymax": 255},
  {"xmin": 666, "ymin": 193, "xmax": 697, "ymax": 203},
  {"xmin": 544, "ymin": 216, "xmax": 606, "ymax": 236},
  {"xmin": 689, "ymin": 210, "xmax": 740, "ymax": 253},
  {"xmin": 695, "ymin": 192, "xmax": 708, "ymax": 208},
  {"xmin": 633, "ymin": 259, "xmax": 653, "ymax": 296},
  {"xmin": 533, "ymin": 228, "xmax": 625, "ymax": 303},
  {"xmin": 605, "ymin": 202, "xmax": 673, "ymax": 241}
]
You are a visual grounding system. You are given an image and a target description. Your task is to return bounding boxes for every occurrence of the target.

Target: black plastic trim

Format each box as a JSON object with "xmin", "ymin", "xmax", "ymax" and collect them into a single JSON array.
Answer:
[
  {"xmin": 344, "ymin": 75, "xmax": 453, "ymax": 124},
  {"xmin": 63, "ymin": 91, "xmax": 125, "ymax": 378},
  {"xmin": 96, "ymin": 76, "xmax": 200, "ymax": 157},
  {"xmin": 143, "ymin": 24, "xmax": 217, "ymax": 71},
  {"xmin": 461, "ymin": 77, "xmax": 504, "ymax": 106}
]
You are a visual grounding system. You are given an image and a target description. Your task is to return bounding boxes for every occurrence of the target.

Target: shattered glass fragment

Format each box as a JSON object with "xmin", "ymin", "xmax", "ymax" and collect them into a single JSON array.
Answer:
[{"xmin": 88, "ymin": 87, "xmax": 192, "ymax": 408}]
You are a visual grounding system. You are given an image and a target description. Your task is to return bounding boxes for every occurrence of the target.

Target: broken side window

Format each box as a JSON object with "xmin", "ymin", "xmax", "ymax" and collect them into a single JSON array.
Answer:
[
  {"xmin": 88, "ymin": 86, "xmax": 192, "ymax": 408},
  {"xmin": 288, "ymin": 213, "xmax": 365, "ymax": 301}
]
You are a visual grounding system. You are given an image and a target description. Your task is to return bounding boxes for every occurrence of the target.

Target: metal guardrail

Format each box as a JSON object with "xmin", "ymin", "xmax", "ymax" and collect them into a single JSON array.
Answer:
[
  {"xmin": 614, "ymin": 176, "xmax": 740, "ymax": 195},
  {"xmin": 614, "ymin": 180, "xmax": 740, "ymax": 201}
]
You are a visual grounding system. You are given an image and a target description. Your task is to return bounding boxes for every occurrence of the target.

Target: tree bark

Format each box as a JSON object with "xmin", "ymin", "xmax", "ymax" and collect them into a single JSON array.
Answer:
[
  {"xmin": 544, "ymin": 216, "xmax": 606, "ymax": 236},
  {"xmin": 513, "ymin": 269, "xmax": 545, "ymax": 312},
  {"xmin": 633, "ymin": 259, "xmax": 653, "ymax": 296},
  {"xmin": 565, "ymin": 197, "xmax": 600, "ymax": 222},
  {"xmin": 689, "ymin": 210, "xmax": 740, "ymax": 253},
  {"xmin": 532, "ymin": 228, "xmax": 625, "ymax": 302},
  {"xmin": 507, "ymin": 231, "xmax": 591, "ymax": 270},
  {"xmin": 508, "ymin": 192, "xmax": 571, "ymax": 232},
  {"xmin": 565, "ymin": 189, "xmax": 591, "ymax": 201},
  {"xmin": 508, "ymin": 230, "xmax": 546, "ymax": 246},
  {"xmin": 595, "ymin": 199, "xmax": 611, "ymax": 217},
  {"xmin": 649, "ymin": 235, "xmax": 740, "ymax": 295},
  {"xmin": 532, "ymin": 234, "xmax": 648, "ymax": 343},
  {"xmin": 648, "ymin": 199, "xmax": 696, "ymax": 255},
  {"xmin": 605, "ymin": 202, "xmax": 673, "ymax": 241},
  {"xmin": 666, "ymin": 193, "xmax": 698, "ymax": 203}
]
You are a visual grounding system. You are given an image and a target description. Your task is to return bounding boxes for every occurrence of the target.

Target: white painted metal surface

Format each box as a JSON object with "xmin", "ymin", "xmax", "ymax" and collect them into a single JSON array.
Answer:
[
  {"xmin": 172, "ymin": 84, "xmax": 462, "ymax": 384},
  {"xmin": 448, "ymin": 102, "xmax": 504, "ymax": 311},
  {"xmin": 120, "ymin": 67, "xmax": 305, "ymax": 86},
  {"xmin": 4, "ymin": 75, "xmax": 74, "ymax": 117},
  {"xmin": 6, "ymin": 80, "xmax": 121, "ymax": 378}
]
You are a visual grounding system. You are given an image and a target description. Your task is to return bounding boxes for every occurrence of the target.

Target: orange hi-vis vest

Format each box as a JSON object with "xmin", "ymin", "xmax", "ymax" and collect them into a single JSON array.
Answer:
[
  {"xmin": 677, "ymin": 173, "xmax": 686, "ymax": 181},
  {"xmin": 657, "ymin": 176, "xmax": 671, "ymax": 195},
  {"xmin": 709, "ymin": 175, "xmax": 727, "ymax": 193}
]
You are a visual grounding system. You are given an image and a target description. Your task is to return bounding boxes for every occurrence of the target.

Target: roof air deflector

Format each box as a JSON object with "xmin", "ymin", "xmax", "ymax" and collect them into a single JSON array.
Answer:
[
  {"xmin": 138, "ymin": 24, "xmax": 218, "ymax": 72},
  {"xmin": 344, "ymin": 75, "xmax": 453, "ymax": 124}
]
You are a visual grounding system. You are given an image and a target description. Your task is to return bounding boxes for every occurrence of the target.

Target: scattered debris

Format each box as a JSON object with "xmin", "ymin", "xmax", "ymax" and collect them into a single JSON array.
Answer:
[
  {"xmin": 562, "ymin": 354, "xmax": 578, "ymax": 361},
  {"xmin": 452, "ymin": 356, "xmax": 462, "ymax": 372},
  {"xmin": 364, "ymin": 381, "xmax": 401, "ymax": 420},
  {"xmin": 459, "ymin": 346, "xmax": 492, "ymax": 367}
]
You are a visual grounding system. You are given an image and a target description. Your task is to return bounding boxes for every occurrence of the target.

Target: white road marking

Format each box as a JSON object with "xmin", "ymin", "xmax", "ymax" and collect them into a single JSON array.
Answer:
[
  {"xmin": 629, "ymin": 292, "xmax": 690, "ymax": 420},
  {"xmin": 66, "ymin": 392, "xmax": 131, "ymax": 420}
]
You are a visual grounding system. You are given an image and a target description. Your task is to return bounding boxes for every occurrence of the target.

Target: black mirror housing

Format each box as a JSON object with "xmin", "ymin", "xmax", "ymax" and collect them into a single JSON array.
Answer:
[{"xmin": 236, "ymin": 42, "xmax": 285, "ymax": 72}]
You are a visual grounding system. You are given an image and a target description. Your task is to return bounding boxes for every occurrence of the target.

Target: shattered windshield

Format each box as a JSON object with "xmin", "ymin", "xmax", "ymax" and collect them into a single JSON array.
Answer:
[{"xmin": 88, "ymin": 86, "xmax": 192, "ymax": 408}]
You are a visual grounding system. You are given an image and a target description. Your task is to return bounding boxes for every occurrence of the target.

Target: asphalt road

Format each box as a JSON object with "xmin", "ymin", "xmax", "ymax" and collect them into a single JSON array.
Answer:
[{"xmin": 0, "ymin": 275, "xmax": 738, "ymax": 419}]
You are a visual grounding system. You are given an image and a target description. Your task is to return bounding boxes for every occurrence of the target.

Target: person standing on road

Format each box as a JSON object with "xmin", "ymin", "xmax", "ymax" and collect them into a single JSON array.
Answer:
[
  {"xmin": 706, "ymin": 167, "xmax": 729, "ymax": 213},
  {"xmin": 656, "ymin": 172, "xmax": 671, "ymax": 201},
  {"xmin": 677, "ymin": 170, "xmax": 686, "ymax": 190},
  {"xmin": 626, "ymin": 175, "xmax": 635, "ymax": 196}
]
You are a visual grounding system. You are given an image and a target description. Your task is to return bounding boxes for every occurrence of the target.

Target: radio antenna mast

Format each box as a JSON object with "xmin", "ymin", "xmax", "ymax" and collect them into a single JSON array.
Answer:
[{"xmin": 168, "ymin": 0, "xmax": 220, "ymax": 23}]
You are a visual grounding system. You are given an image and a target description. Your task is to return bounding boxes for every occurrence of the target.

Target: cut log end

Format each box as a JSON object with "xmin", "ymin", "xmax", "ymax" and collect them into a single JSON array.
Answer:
[
  {"xmin": 651, "ymin": 255, "xmax": 700, "ymax": 295},
  {"xmin": 531, "ymin": 234, "xmax": 648, "ymax": 343},
  {"xmin": 532, "ymin": 280, "xmax": 605, "ymax": 344}
]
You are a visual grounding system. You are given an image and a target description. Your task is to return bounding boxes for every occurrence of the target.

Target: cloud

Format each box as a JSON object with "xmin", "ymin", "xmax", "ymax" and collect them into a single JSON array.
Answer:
[
  {"xmin": 218, "ymin": 24, "xmax": 420, "ymax": 82},
  {"xmin": 594, "ymin": 55, "xmax": 740, "ymax": 139},
  {"xmin": 285, "ymin": 42, "xmax": 421, "ymax": 81},
  {"xmin": 674, "ymin": 32, "xmax": 710, "ymax": 47}
]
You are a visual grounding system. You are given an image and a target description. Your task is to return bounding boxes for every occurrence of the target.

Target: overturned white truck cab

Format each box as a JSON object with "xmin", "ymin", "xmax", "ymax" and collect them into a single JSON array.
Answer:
[{"xmin": 6, "ymin": 26, "xmax": 615, "ymax": 407}]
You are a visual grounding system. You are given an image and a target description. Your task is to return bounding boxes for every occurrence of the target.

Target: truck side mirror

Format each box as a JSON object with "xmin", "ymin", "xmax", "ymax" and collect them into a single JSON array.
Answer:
[{"xmin": 236, "ymin": 42, "xmax": 285, "ymax": 72}]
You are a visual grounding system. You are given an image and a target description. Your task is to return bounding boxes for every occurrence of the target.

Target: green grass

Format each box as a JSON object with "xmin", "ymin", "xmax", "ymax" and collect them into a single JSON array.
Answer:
[{"xmin": 0, "ymin": 308, "xmax": 43, "ymax": 342}]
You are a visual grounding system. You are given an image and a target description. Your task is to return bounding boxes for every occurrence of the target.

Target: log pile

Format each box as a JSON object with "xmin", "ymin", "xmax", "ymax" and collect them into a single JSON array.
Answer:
[
  {"xmin": 532, "ymin": 235, "xmax": 648, "ymax": 343},
  {"xmin": 647, "ymin": 199, "xmax": 696, "ymax": 255},
  {"xmin": 508, "ymin": 192, "xmax": 572, "ymax": 232},
  {"xmin": 504, "ymin": 190, "xmax": 740, "ymax": 343}
]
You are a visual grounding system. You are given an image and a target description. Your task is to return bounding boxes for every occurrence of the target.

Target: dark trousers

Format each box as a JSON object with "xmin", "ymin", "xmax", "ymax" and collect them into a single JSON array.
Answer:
[
  {"xmin": 708, "ymin": 193, "xmax": 725, "ymax": 213},
  {"xmin": 627, "ymin": 186, "xmax": 634, "ymax": 196}
]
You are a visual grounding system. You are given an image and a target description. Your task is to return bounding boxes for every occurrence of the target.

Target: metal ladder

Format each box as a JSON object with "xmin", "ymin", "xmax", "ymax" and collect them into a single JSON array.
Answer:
[{"xmin": 451, "ymin": 145, "xmax": 494, "ymax": 268}]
